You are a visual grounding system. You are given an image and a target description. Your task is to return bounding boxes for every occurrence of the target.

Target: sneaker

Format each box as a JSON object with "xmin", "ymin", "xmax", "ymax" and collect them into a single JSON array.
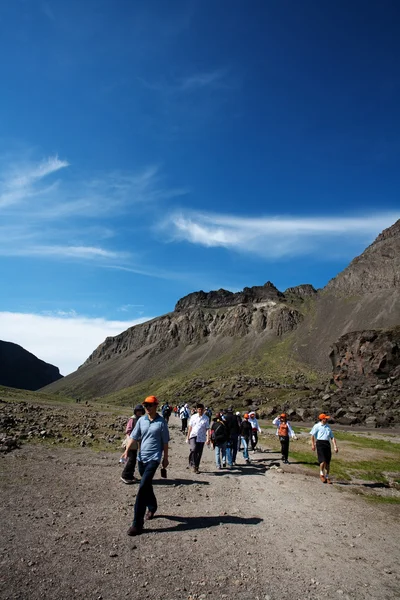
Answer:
[
  {"xmin": 245, "ymin": 459, "xmax": 250, "ymax": 464},
  {"xmin": 284, "ymin": 460, "xmax": 289, "ymax": 464},
  {"xmin": 233, "ymin": 462, "xmax": 237, "ymax": 466},
  {"xmin": 320, "ymin": 474, "xmax": 327, "ymax": 483},
  {"xmin": 326, "ymin": 478, "xmax": 333, "ymax": 484},
  {"xmin": 145, "ymin": 511, "xmax": 156, "ymax": 521},
  {"xmin": 193, "ymin": 466, "xmax": 199, "ymax": 474},
  {"xmin": 127, "ymin": 525, "xmax": 143, "ymax": 536},
  {"xmin": 120, "ymin": 477, "xmax": 135, "ymax": 484},
  {"xmin": 222, "ymin": 462, "xmax": 226, "ymax": 468}
]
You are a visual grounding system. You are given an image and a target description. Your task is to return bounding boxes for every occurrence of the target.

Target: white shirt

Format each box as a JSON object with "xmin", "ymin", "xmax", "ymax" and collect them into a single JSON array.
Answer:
[
  {"xmin": 248, "ymin": 416, "xmax": 261, "ymax": 433},
  {"xmin": 188, "ymin": 413, "xmax": 210, "ymax": 442}
]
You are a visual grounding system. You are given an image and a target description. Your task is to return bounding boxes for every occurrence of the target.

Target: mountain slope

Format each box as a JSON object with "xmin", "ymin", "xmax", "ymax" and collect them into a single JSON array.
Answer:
[
  {"xmin": 44, "ymin": 220, "xmax": 400, "ymax": 400},
  {"xmin": 0, "ymin": 340, "xmax": 63, "ymax": 390}
]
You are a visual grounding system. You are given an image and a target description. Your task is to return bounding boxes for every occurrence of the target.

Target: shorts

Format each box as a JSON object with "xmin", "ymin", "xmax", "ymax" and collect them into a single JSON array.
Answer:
[{"xmin": 316, "ymin": 440, "xmax": 332, "ymax": 464}]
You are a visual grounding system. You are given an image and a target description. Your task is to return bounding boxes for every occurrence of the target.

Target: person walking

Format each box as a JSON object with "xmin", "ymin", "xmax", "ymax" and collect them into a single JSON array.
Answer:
[
  {"xmin": 179, "ymin": 403, "xmax": 190, "ymax": 434},
  {"xmin": 240, "ymin": 413, "xmax": 253, "ymax": 463},
  {"xmin": 120, "ymin": 404, "xmax": 145, "ymax": 483},
  {"xmin": 210, "ymin": 412, "xmax": 228, "ymax": 469},
  {"xmin": 125, "ymin": 396, "xmax": 170, "ymax": 536},
  {"xmin": 248, "ymin": 411, "xmax": 261, "ymax": 452},
  {"xmin": 224, "ymin": 406, "xmax": 240, "ymax": 466},
  {"xmin": 310, "ymin": 413, "xmax": 338, "ymax": 483},
  {"xmin": 187, "ymin": 403, "xmax": 210, "ymax": 474},
  {"xmin": 272, "ymin": 413, "xmax": 297, "ymax": 464}
]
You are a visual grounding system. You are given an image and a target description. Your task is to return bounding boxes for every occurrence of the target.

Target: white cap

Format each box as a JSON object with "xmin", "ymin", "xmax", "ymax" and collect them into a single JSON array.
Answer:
[
  {"xmin": 249, "ymin": 411, "xmax": 255, "ymax": 415},
  {"xmin": 236, "ymin": 412, "xmax": 241, "ymax": 416}
]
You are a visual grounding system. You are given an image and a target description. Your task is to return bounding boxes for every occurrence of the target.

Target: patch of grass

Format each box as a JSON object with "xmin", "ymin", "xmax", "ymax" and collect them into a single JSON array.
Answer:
[
  {"xmin": 334, "ymin": 431, "xmax": 400, "ymax": 453},
  {"xmin": 363, "ymin": 495, "xmax": 400, "ymax": 505}
]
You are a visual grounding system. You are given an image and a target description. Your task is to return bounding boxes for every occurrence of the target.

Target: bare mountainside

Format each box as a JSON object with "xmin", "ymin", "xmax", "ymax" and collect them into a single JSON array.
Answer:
[{"xmin": 45, "ymin": 220, "xmax": 400, "ymax": 401}]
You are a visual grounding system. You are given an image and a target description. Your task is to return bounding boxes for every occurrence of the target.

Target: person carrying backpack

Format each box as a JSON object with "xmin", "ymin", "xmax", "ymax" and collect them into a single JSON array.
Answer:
[
  {"xmin": 210, "ymin": 412, "xmax": 228, "ymax": 469},
  {"xmin": 162, "ymin": 403, "xmax": 171, "ymax": 423},
  {"xmin": 272, "ymin": 413, "xmax": 297, "ymax": 464},
  {"xmin": 179, "ymin": 403, "xmax": 190, "ymax": 434}
]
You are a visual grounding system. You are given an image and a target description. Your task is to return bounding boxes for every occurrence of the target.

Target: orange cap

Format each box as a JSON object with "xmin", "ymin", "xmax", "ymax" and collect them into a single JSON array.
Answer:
[
  {"xmin": 144, "ymin": 395, "xmax": 159, "ymax": 404},
  {"xmin": 319, "ymin": 413, "xmax": 330, "ymax": 420},
  {"xmin": 244, "ymin": 413, "xmax": 249, "ymax": 419},
  {"xmin": 280, "ymin": 413, "xmax": 287, "ymax": 418}
]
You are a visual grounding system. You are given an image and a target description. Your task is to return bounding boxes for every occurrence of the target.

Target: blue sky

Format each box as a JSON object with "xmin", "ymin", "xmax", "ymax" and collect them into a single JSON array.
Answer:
[{"xmin": 0, "ymin": 0, "xmax": 399, "ymax": 374}]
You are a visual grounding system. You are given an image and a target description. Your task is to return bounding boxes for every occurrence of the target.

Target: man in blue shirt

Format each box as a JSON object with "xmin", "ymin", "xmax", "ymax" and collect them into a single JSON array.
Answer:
[
  {"xmin": 310, "ymin": 413, "xmax": 338, "ymax": 483},
  {"xmin": 124, "ymin": 395, "xmax": 170, "ymax": 536}
]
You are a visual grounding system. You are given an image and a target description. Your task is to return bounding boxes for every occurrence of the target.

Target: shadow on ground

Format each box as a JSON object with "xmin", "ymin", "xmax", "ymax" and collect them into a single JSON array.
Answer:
[
  {"xmin": 143, "ymin": 514, "xmax": 263, "ymax": 534},
  {"xmin": 154, "ymin": 478, "xmax": 210, "ymax": 486}
]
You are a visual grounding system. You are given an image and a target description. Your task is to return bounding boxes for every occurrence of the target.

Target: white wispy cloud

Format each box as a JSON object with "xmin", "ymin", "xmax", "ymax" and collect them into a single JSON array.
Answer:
[
  {"xmin": 0, "ymin": 153, "xmax": 185, "ymax": 266},
  {"xmin": 0, "ymin": 311, "xmax": 153, "ymax": 375},
  {"xmin": 139, "ymin": 69, "xmax": 230, "ymax": 95},
  {"xmin": 0, "ymin": 155, "xmax": 69, "ymax": 208},
  {"xmin": 163, "ymin": 211, "xmax": 400, "ymax": 259}
]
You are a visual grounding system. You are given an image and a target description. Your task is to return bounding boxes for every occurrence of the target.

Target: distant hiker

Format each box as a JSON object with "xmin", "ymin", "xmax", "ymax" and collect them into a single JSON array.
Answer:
[
  {"xmin": 224, "ymin": 406, "xmax": 240, "ymax": 466},
  {"xmin": 205, "ymin": 406, "xmax": 212, "ymax": 420},
  {"xmin": 120, "ymin": 404, "xmax": 145, "ymax": 484},
  {"xmin": 240, "ymin": 413, "xmax": 253, "ymax": 463},
  {"xmin": 248, "ymin": 411, "xmax": 261, "ymax": 452},
  {"xmin": 272, "ymin": 413, "xmax": 297, "ymax": 464},
  {"xmin": 310, "ymin": 414, "xmax": 338, "ymax": 484},
  {"xmin": 187, "ymin": 403, "xmax": 210, "ymax": 474},
  {"xmin": 236, "ymin": 412, "xmax": 243, "ymax": 451},
  {"xmin": 179, "ymin": 403, "xmax": 190, "ymax": 434},
  {"xmin": 210, "ymin": 412, "xmax": 228, "ymax": 469},
  {"xmin": 173, "ymin": 405, "xmax": 178, "ymax": 417},
  {"xmin": 161, "ymin": 403, "xmax": 172, "ymax": 423}
]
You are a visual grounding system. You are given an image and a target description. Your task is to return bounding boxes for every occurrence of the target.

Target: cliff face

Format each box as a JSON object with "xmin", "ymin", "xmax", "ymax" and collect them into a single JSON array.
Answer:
[
  {"xmin": 0, "ymin": 341, "xmax": 63, "ymax": 391},
  {"xmin": 330, "ymin": 328, "xmax": 400, "ymax": 386},
  {"xmin": 83, "ymin": 302, "xmax": 303, "ymax": 367},
  {"xmin": 325, "ymin": 219, "xmax": 400, "ymax": 295}
]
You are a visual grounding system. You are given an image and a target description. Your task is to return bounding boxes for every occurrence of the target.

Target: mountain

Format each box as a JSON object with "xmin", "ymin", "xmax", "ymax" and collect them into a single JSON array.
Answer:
[
  {"xmin": 44, "ymin": 220, "xmax": 400, "ymax": 417},
  {"xmin": 0, "ymin": 341, "xmax": 63, "ymax": 391}
]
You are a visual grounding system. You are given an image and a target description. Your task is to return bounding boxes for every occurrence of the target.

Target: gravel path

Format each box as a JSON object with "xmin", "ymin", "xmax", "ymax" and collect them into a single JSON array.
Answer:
[{"xmin": 1, "ymin": 420, "xmax": 399, "ymax": 600}]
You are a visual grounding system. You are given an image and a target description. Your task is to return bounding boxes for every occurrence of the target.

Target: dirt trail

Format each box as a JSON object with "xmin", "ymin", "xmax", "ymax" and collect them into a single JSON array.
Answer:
[{"xmin": 1, "ymin": 420, "xmax": 399, "ymax": 600}]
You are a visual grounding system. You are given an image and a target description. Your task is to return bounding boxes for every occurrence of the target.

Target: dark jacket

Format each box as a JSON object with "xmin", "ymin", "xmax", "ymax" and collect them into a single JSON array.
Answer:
[
  {"xmin": 211, "ymin": 420, "xmax": 228, "ymax": 446},
  {"xmin": 240, "ymin": 420, "xmax": 253, "ymax": 440},
  {"xmin": 224, "ymin": 412, "xmax": 240, "ymax": 436}
]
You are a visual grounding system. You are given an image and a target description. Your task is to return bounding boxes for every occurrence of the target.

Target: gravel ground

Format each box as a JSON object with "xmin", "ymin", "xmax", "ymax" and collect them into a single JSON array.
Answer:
[{"xmin": 1, "ymin": 420, "xmax": 399, "ymax": 600}]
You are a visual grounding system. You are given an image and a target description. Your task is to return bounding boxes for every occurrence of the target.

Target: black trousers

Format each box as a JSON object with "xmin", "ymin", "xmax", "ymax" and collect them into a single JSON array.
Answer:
[
  {"xmin": 181, "ymin": 417, "xmax": 188, "ymax": 432},
  {"xmin": 122, "ymin": 448, "xmax": 137, "ymax": 480},
  {"xmin": 189, "ymin": 437, "xmax": 205, "ymax": 468},
  {"xmin": 279, "ymin": 436, "xmax": 290, "ymax": 461}
]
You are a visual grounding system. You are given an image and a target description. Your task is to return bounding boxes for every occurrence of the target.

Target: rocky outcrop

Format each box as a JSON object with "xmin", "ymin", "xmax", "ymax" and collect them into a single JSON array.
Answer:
[
  {"xmin": 0, "ymin": 341, "xmax": 63, "ymax": 391},
  {"xmin": 174, "ymin": 281, "xmax": 284, "ymax": 312},
  {"xmin": 283, "ymin": 284, "xmax": 318, "ymax": 300},
  {"xmin": 330, "ymin": 328, "xmax": 400, "ymax": 386}
]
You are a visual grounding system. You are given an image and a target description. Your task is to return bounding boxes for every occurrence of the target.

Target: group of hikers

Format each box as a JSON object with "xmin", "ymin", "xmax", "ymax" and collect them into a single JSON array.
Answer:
[{"xmin": 120, "ymin": 397, "xmax": 338, "ymax": 536}]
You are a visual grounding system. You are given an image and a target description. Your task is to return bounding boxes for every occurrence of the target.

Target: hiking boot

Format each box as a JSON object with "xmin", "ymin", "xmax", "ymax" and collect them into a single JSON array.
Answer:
[
  {"xmin": 284, "ymin": 460, "xmax": 289, "ymax": 465},
  {"xmin": 194, "ymin": 467, "xmax": 199, "ymax": 474},
  {"xmin": 245, "ymin": 459, "xmax": 250, "ymax": 464},
  {"xmin": 326, "ymin": 478, "xmax": 333, "ymax": 484},
  {"xmin": 145, "ymin": 511, "xmax": 156, "ymax": 521},
  {"xmin": 121, "ymin": 477, "xmax": 135, "ymax": 484},
  {"xmin": 320, "ymin": 474, "xmax": 327, "ymax": 483},
  {"xmin": 127, "ymin": 525, "xmax": 143, "ymax": 536},
  {"xmin": 222, "ymin": 462, "xmax": 226, "ymax": 468}
]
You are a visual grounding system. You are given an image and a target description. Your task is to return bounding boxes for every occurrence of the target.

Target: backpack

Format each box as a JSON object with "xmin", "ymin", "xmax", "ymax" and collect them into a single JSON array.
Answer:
[{"xmin": 212, "ymin": 421, "xmax": 228, "ymax": 444}]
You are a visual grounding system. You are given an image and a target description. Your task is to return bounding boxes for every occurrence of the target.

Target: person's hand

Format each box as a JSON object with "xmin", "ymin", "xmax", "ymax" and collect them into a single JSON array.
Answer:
[
  {"xmin": 311, "ymin": 445, "xmax": 316, "ymax": 452},
  {"xmin": 334, "ymin": 447, "xmax": 338, "ymax": 454},
  {"xmin": 206, "ymin": 440, "xmax": 210, "ymax": 446},
  {"xmin": 293, "ymin": 435, "xmax": 298, "ymax": 440},
  {"xmin": 162, "ymin": 457, "xmax": 169, "ymax": 468}
]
